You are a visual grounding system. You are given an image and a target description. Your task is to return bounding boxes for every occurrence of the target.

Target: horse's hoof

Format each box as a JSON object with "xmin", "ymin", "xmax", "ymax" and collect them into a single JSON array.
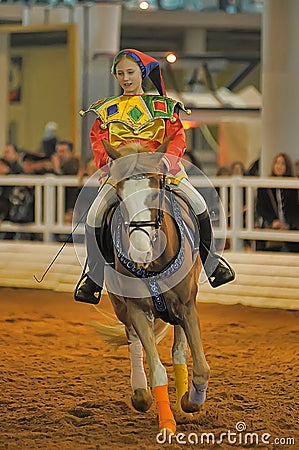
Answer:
[
  {"xmin": 131, "ymin": 388, "xmax": 153, "ymax": 412},
  {"xmin": 174, "ymin": 409, "xmax": 194, "ymax": 423},
  {"xmin": 181, "ymin": 391, "xmax": 202, "ymax": 414}
]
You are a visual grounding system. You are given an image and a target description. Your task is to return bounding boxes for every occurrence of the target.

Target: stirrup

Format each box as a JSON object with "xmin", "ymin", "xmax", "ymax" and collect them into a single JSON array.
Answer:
[
  {"xmin": 74, "ymin": 274, "xmax": 102, "ymax": 304},
  {"xmin": 208, "ymin": 255, "xmax": 235, "ymax": 288}
]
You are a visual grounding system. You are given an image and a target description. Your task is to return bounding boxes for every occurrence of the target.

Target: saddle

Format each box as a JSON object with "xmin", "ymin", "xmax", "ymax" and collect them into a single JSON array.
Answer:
[{"xmin": 98, "ymin": 201, "xmax": 118, "ymax": 265}]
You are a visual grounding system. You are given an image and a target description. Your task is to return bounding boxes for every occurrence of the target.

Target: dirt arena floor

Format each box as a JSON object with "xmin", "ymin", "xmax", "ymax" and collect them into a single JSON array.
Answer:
[{"xmin": 0, "ymin": 287, "xmax": 298, "ymax": 450}]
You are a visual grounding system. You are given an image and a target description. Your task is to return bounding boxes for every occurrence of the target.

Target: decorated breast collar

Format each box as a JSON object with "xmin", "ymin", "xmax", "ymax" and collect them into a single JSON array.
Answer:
[{"xmin": 114, "ymin": 192, "xmax": 185, "ymax": 323}]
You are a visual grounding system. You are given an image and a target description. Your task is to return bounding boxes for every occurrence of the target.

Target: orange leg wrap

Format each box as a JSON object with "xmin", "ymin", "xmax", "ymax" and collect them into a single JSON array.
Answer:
[{"xmin": 153, "ymin": 384, "xmax": 176, "ymax": 434}]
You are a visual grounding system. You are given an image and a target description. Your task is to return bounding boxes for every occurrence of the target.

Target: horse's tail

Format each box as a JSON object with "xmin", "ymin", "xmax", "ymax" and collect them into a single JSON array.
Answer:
[{"xmin": 89, "ymin": 306, "xmax": 170, "ymax": 347}]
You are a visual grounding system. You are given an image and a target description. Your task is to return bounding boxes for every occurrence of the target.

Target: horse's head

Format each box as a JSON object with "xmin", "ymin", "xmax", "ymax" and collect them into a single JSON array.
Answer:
[{"xmin": 102, "ymin": 139, "xmax": 170, "ymax": 267}]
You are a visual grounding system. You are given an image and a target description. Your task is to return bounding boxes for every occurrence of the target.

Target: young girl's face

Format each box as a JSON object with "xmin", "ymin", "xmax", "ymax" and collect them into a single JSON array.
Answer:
[
  {"xmin": 115, "ymin": 57, "xmax": 143, "ymax": 95},
  {"xmin": 273, "ymin": 155, "xmax": 286, "ymax": 176}
]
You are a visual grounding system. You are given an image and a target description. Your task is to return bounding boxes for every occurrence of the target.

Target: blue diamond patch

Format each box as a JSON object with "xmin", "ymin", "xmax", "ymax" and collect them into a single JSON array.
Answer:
[{"xmin": 107, "ymin": 104, "xmax": 118, "ymax": 117}]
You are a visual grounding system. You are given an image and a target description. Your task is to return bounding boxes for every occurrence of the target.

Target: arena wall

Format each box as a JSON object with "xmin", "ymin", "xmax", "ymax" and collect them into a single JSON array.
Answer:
[{"xmin": 0, "ymin": 242, "xmax": 298, "ymax": 310}]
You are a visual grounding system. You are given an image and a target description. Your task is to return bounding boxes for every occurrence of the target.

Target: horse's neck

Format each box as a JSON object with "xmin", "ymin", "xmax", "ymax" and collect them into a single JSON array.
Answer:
[
  {"xmin": 150, "ymin": 212, "xmax": 179, "ymax": 273},
  {"xmin": 163, "ymin": 212, "xmax": 180, "ymax": 256}
]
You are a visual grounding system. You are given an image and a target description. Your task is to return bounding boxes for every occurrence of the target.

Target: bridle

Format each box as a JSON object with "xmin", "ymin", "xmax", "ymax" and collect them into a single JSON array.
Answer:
[{"xmin": 121, "ymin": 174, "xmax": 166, "ymax": 242}]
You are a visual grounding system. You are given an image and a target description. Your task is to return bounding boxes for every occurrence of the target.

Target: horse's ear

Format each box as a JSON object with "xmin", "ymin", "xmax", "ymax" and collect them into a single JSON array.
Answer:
[
  {"xmin": 155, "ymin": 136, "xmax": 172, "ymax": 155},
  {"xmin": 101, "ymin": 139, "xmax": 120, "ymax": 160}
]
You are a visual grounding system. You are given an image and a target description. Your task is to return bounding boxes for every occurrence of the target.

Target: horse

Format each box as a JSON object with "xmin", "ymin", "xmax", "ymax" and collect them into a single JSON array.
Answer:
[{"xmin": 97, "ymin": 139, "xmax": 210, "ymax": 435}]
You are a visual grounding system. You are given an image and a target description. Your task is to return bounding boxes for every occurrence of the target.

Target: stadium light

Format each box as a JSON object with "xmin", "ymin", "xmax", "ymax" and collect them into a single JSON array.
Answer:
[{"xmin": 166, "ymin": 52, "xmax": 177, "ymax": 64}]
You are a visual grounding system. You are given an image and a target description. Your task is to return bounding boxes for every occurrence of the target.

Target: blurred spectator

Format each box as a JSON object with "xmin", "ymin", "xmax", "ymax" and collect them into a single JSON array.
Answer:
[
  {"xmin": 0, "ymin": 158, "xmax": 12, "ymax": 223},
  {"xmin": 77, "ymin": 157, "xmax": 98, "ymax": 187},
  {"xmin": 50, "ymin": 141, "xmax": 80, "ymax": 240},
  {"xmin": 1, "ymin": 143, "xmax": 23, "ymax": 174},
  {"xmin": 51, "ymin": 141, "xmax": 79, "ymax": 175},
  {"xmin": 256, "ymin": 153, "xmax": 299, "ymax": 252},
  {"xmin": 7, "ymin": 153, "xmax": 40, "ymax": 226},
  {"xmin": 295, "ymin": 159, "xmax": 299, "ymax": 177},
  {"xmin": 216, "ymin": 165, "xmax": 231, "ymax": 176},
  {"xmin": 0, "ymin": 158, "xmax": 12, "ymax": 175},
  {"xmin": 246, "ymin": 158, "xmax": 259, "ymax": 176},
  {"xmin": 72, "ymin": 158, "xmax": 99, "ymax": 231},
  {"xmin": 41, "ymin": 121, "xmax": 58, "ymax": 159},
  {"xmin": 23, "ymin": 152, "xmax": 53, "ymax": 175},
  {"xmin": 231, "ymin": 160, "xmax": 245, "ymax": 176}
]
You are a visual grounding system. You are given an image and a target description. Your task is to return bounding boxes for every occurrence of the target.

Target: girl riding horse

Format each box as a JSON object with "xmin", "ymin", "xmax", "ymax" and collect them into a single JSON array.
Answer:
[{"xmin": 74, "ymin": 48, "xmax": 235, "ymax": 305}]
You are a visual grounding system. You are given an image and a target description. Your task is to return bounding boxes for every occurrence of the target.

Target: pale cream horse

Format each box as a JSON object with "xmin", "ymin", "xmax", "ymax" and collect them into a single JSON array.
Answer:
[{"xmin": 98, "ymin": 139, "xmax": 210, "ymax": 435}]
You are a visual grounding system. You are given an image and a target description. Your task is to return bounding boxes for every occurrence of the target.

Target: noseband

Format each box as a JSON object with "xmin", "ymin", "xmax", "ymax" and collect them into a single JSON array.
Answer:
[{"xmin": 122, "ymin": 174, "xmax": 166, "ymax": 241}]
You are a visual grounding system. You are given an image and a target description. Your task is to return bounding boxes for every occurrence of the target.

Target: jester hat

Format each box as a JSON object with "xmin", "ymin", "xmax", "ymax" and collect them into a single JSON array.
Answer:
[{"xmin": 111, "ymin": 48, "xmax": 166, "ymax": 96}]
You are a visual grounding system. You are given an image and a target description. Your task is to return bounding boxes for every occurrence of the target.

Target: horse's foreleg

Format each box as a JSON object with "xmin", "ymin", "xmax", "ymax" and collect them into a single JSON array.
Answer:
[
  {"xmin": 172, "ymin": 325, "xmax": 188, "ymax": 413},
  {"xmin": 181, "ymin": 307, "xmax": 210, "ymax": 414},
  {"xmin": 129, "ymin": 306, "xmax": 176, "ymax": 434},
  {"xmin": 127, "ymin": 328, "xmax": 153, "ymax": 412}
]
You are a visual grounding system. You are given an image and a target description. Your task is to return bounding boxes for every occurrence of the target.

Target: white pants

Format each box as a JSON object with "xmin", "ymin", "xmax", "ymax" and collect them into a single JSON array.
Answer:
[
  {"xmin": 86, "ymin": 177, "xmax": 207, "ymax": 227},
  {"xmin": 171, "ymin": 178, "xmax": 207, "ymax": 215}
]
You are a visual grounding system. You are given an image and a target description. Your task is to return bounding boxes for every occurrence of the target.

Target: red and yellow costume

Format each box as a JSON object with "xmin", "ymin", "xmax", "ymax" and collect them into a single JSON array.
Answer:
[{"xmin": 80, "ymin": 93, "xmax": 190, "ymax": 176}]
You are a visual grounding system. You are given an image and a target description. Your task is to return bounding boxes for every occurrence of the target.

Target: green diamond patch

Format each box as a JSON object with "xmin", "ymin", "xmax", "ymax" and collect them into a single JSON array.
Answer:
[{"xmin": 129, "ymin": 106, "xmax": 143, "ymax": 122}]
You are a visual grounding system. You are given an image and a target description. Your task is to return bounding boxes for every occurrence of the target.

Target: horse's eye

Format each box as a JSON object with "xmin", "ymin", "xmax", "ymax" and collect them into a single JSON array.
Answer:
[{"xmin": 151, "ymin": 192, "xmax": 158, "ymax": 201}]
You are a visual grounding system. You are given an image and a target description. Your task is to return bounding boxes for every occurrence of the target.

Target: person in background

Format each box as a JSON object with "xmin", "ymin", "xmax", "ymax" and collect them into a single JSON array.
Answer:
[
  {"xmin": 77, "ymin": 157, "xmax": 98, "ymax": 187},
  {"xmin": 22, "ymin": 152, "xmax": 52, "ymax": 175},
  {"xmin": 295, "ymin": 159, "xmax": 299, "ymax": 177},
  {"xmin": 54, "ymin": 144, "xmax": 82, "ymax": 241},
  {"xmin": 1, "ymin": 143, "xmax": 23, "ymax": 174},
  {"xmin": 51, "ymin": 141, "xmax": 80, "ymax": 220},
  {"xmin": 216, "ymin": 165, "xmax": 231, "ymax": 177},
  {"xmin": 246, "ymin": 158, "xmax": 259, "ymax": 176},
  {"xmin": 0, "ymin": 159, "xmax": 13, "ymax": 238},
  {"xmin": 231, "ymin": 160, "xmax": 245, "ymax": 176},
  {"xmin": 0, "ymin": 158, "xmax": 11, "ymax": 221},
  {"xmin": 51, "ymin": 140, "xmax": 79, "ymax": 175},
  {"xmin": 72, "ymin": 158, "xmax": 99, "ymax": 236},
  {"xmin": 0, "ymin": 158, "xmax": 12, "ymax": 176},
  {"xmin": 256, "ymin": 152, "xmax": 299, "ymax": 252},
  {"xmin": 41, "ymin": 121, "xmax": 58, "ymax": 159}
]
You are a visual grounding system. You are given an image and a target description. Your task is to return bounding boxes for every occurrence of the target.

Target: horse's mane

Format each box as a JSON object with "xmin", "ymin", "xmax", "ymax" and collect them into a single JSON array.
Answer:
[
  {"xmin": 110, "ymin": 141, "xmax": 162, "ymax": 180},
  {"xmin": 117, "ymin": 141, "xmax": 151, "ymax": 156}
]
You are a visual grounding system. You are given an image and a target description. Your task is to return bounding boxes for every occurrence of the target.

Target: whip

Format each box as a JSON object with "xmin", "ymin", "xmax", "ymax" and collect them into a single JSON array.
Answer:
[{"xmin": 33, "ymin": 209, "xmax": 88, "ymax": 283}]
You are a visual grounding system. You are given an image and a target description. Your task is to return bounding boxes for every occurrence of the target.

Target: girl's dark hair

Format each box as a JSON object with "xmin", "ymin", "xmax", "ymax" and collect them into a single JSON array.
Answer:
[{"xmin": 270, "ymin": 152, "xmax": 294, "ymax": 177}]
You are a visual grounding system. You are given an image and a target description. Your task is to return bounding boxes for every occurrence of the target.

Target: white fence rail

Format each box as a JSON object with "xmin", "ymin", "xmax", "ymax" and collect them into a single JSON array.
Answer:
[{"xmin": 0, "ymin": 174, "xmax": 299, "ymax": 251}]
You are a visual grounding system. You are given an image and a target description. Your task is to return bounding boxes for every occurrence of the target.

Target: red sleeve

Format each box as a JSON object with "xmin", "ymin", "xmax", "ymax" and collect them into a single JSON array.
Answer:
[
  {"xmin": 165, "ymin": 112, "xmax": 186, "ymax": 158},
  {"xmin": 90, "ymin": 118, "xmax": 109, "ymax": 169},
  {"xmin": 162, "ymin": 112, "xmax": 186, "ymax": 175}
]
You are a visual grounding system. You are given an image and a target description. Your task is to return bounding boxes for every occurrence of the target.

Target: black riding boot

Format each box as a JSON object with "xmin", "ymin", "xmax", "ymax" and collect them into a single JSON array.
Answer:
[
  {"xmin": 197, "ymin": 210, "xmax": 235, "ymax": 288},
  {"xmin": 74, "ymin": 224, "xmax": 104, "ymax": 304}
]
